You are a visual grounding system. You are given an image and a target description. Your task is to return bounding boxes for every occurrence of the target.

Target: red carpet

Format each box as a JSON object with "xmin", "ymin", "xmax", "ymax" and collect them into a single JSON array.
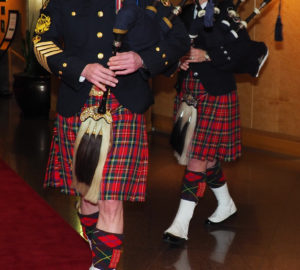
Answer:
[{"xmin": 0, "ymin": 159, "xmax": 91, "ymax": 269}]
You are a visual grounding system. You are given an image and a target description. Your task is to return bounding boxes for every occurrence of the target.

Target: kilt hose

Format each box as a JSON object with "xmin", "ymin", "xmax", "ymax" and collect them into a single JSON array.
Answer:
[
  {"xmin": 44, "ymin": 90, "xmax": 148, "ymax": 202},
  {"xmin": 175, "ymin": 71, "xmax": 242, "ymax": 162}
]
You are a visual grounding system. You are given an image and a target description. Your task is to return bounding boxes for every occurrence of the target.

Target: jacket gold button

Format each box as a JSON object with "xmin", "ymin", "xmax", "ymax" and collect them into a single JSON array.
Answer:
[
  {"xmin": 97, "ymin": 32, "xmax": 103, "ymax": 38},
  {"xmin": 62, "ymin": 63, "xmax": 67, "ymax": 68},
  {"xmin": 71, "ymin": 11, "xmax": 76, "ymax": 16},
  {"xmin": 59, "ymin": 71, "xmax": 63, "ymax": 75},
  {"xmin": 162, "ymin": 53, "xmax": 166, "ymax": 58},
  {"xmin": 164, "ymin": 61, "xmax": 168, "ymax": 65},
  {"xmin": 98, "ymin": 11, "xmax": 104, "ymax": 17},
  {"xmin": 98, "ymin": 53, "xmax": 104, "ymax": 59},
  {"xmin": 155, "ymin": 47, "xmax": 160, "ymax": 52}
]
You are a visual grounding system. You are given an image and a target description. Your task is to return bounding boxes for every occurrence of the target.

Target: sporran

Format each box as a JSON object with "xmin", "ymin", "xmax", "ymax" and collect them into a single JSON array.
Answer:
[
  {"xmin": 72, "ymin": 89, "xmax": 113, "ymax": 204},
  {"xmin": 170, "ymin": 94, "xmax": 197, "ymax": 166}
]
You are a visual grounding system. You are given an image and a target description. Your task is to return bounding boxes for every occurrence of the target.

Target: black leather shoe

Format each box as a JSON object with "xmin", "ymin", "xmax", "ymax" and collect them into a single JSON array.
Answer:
[
  {"xmin": 163, "ymin": 232, "xmax": 186, "ymax": 246},
  {"xmin": 205, "ymin": 212, "xmax": 237, "ymax": 226},
  {"xmin": 205, "ymin": 219, "xmax": 219, "ymax": 226}
]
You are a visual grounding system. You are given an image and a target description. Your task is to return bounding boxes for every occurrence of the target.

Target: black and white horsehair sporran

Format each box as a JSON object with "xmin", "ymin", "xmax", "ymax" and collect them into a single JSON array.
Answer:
[
  {"xmin": 72, "ymin": 89, "xmax": 113, "ymax": 204},
  {"xmin": 170, "ymin": 94, "xmax": 197, "ymax": 166}
]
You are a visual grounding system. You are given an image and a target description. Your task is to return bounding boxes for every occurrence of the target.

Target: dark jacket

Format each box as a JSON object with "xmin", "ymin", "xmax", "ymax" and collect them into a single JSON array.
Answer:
[
  {"xmin": 33, "ymin": 0, "xmax": 190, "ymax": 116},
  {"xmin": 178, "ymin": 0, "xmax": 252, "ymax": 96}
]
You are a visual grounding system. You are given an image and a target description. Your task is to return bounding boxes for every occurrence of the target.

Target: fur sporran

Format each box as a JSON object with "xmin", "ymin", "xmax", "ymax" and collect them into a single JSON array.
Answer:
[
  {"xmin": 72, "ymin": 90, "xmax": 113, "ymax": 204},
  {"xmin": 170, "ymin": 94, "xmax": 197, "ymax": 166}
]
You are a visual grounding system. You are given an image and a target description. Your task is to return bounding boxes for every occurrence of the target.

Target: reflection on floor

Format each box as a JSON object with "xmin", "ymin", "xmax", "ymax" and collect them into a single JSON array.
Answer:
[{"xmin": 1, "ymin": 96, "xmax": 300, "ymax": 270}]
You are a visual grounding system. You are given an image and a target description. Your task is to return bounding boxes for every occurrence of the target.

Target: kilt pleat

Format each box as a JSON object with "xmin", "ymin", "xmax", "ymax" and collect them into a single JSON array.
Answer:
[
  {"xmin": 44, "ymin": 91, "xmax": 148, "ymax": 201},
  {"xmin": 174, "ymin": 72, "xmax": 242, "ymax": 162}
]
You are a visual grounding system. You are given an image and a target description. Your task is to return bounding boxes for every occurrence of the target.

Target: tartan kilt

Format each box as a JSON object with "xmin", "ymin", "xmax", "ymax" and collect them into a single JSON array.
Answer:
[
  {"xmin": 174, "ymin": 71, "xmax": 242, "ymax": 162},
  {"xmin": 44, "ymin": 90, "xmax": 148, "ymax": 202}
]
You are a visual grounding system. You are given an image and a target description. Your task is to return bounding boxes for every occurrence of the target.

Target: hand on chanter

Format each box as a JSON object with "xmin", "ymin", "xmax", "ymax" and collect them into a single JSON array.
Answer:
[
  {"xmin": 81, "ymin": 63, "xmax": 118, "ymax": 92},
  {"xmin": 108, "ymin": 51, "xmax": 143, "ymax": 75},
  {"xmin": 186, "ymin": 47, "xmax": 210, "ymax": 63},
  {"xmin": 179, "ymin": 54, "xmax": 190, "ymax": 71}
]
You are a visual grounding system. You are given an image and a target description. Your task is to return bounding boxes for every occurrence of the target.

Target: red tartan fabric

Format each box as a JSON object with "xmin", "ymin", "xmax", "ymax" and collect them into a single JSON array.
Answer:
[
  {"xmin": 175, "ymin": 71, "xmax": 241, "ymax": 162},
  {"xmin": 78, "ymin": 211, "xmax": 99, "ymax": 241},
  {"xmin": 80, "ymin": 215, "xmax": 98, "ymax": 227},
  {"xmin": 99, "ymin": 234, "xmax": 122, "ymax": 248},
  {"xmin": 44, "ymin": 91, "xmax": 148, "ymax": 201},
  {"xmin": 109, "ymin": 249, "xmax": 121, "ymax": 269},
  {"xmin": 206, "ymin": 162, "xmax": 226, "ymax": 188},
  {"xmin": 185, "ymin": 171, "xmax": 205, "ymax": 182},
  {"xmin": 181, "ymin": 170, "xmax": 206, "ymax": 201},
  {"xmin": 196, "ymin": 182, "xmax": 206, "ymax": 197},
  {"xmin": 91, "ymin": 229, "xmax": 123, "ymax": 269}
]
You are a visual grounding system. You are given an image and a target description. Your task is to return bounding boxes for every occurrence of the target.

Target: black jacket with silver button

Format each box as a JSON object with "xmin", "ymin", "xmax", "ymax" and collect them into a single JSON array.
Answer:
[
  {"xmin": 33, "ymin": 0, "xmax": 189, "ymax": 116},
  {"xmin": 178, "ymin": 1, "xmax": 252, "ymax": 96}
]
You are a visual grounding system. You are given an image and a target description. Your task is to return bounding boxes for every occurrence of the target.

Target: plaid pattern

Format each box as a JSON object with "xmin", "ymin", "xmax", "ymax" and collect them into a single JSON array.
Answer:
[
  {"xmin": 91, "ymin": 229, "xmax": 123, "ymax": 270},
  {"xmin": 78, "ymin": 211, "xmax": 99, "ymax": 241},
  {"xmin": 206, "ymin": 161, "xmax": 226, "ymax": 188},
  {"xmin": 181, "ymin": 170, "xmax": 206, "ymax": 202},
  {"xmin": 110, "ymin": 249, "xmax": 121, "ymax": 269},
  {"xmin": 175, "ymin": 71, "xmax": 241, "ymax": 162},
  {"xmin": 44, "ymin": 90, "xmax": 148, "ymax": 201}
]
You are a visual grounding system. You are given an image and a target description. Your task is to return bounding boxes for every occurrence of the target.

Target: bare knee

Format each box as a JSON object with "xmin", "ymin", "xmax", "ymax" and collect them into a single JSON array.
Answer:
[
  {"xmin": 207, "ymin": 159, "xmax": 217, "ymax": 169},
  {"xmin": 80, "ymin": 198, "xmax": 99, "ymax": 215},
  {"xmin": 97, "ymin": 200, "xmax": 123, "ymax": 233},
  {"xmin": 99, "ymin": 200, "xmax": 123, "ymax": 217},
  {"xmin": 187, "ymin": 159, "xmax": 208, "ymax": 172}
]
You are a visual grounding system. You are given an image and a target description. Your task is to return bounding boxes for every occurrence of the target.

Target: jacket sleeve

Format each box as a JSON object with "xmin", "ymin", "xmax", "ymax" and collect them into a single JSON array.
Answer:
[
  {"xmin": 32, "ymin": 0, "xmax": 88, "ymax": 91},
  {"xmin": 206, "ymin": 28, "xmax": 252, "ymax": 72},
  {"xmin": 138, "ymin": 2, "xmax": 190, "ymax": 77}
]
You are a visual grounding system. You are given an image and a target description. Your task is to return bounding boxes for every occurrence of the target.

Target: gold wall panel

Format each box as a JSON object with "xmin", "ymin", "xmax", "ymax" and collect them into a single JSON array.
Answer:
[{"xmin": 0, "ymin": 0, "xmax": 26, "ymax": 43}]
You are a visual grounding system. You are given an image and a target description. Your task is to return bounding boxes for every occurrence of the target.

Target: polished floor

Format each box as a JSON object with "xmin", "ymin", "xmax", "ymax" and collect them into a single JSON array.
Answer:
[{"xmin": 1, "ymin": 96, "xmax": 300, "ymax": 270}]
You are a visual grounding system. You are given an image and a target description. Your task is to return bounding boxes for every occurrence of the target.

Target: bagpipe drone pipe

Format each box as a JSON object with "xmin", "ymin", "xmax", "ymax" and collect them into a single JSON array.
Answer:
[
  {"xmin": 112, "ymin": 0, "xmax": 189, "ymax": 51},
  {"xmin": 170, "ymin": 0, "xmax": 272, "ymax": 165},
  {"xmin": 189, "ymin": 0, "xmax": 272, "ymax": 77},
  {"xmin": 72, "ymin": 0, "xmax": 188, "ymax": 203}
]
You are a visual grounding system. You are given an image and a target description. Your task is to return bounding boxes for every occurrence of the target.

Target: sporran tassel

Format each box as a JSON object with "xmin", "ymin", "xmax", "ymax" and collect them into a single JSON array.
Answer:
[
  {"xmin": 170, "ymin": 115, "xmax": 183, "ymax": 154},
  {"xmin": 178, "ymin": 118, "xmax": 190, "ymax": 155},
  {"xmin": 84, "ymin": 121, "xmax": 112, "ymax": 203},
  {"xmin": 171, "ymin": 97, "xmax": 197, "ymax": 166},
  {"xmin": 75, "ymin": 130, "xmax": 102, "ymax": 187},
  {"xmin": 72, "ymin": 104, "xmax": 113, "ymax": 204},
  {"xmin": 75, "ymin": 129, "xmax": 95, "ymax": 185}
]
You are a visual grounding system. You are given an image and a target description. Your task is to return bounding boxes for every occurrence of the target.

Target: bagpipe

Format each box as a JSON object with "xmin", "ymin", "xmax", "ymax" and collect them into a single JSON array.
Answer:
[
  {"xmin": 111, "ymin": 0, "xmax": 191, "ymax": 52},
  {"xmin": 190, "ymin": 0, "xmax": 272, "ymax": 77},
  {"xmin": 170, "ymin": 0, "xmax": 273, "ymax": 166},
  {"xmin": 72, "ymin": 0, "xmax": 188, "ymax": 203},
  {"xmin": 219, "ymin": 0, "xmax": 272, "ymax": 77}
]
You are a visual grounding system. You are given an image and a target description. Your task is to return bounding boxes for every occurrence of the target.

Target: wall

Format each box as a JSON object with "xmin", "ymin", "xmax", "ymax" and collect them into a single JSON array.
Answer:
[
  {"xmin": 0, "ymin": 0, "xmax": 27, "ymax": 46},
  {"xmin": 0, "ymin": 0, "xmax": 27, "ymax": 88},
  {"xmin": 1, "ymin": 1, "xmax": 45, "ymax": 88},
  {"xmin": 238, "ymin": 0, "xmax": 300, "ymax": 136},
  {"xmin": 152, "ymin": 0, "xmax": 300, "ymax": 156}
]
